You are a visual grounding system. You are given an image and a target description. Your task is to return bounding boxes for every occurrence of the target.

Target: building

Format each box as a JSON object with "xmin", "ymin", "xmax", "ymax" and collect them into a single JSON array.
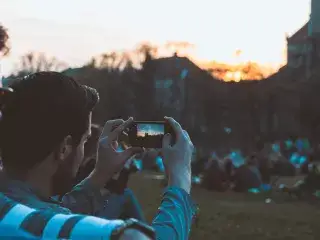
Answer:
[
  {"xmin": 286, "ymin": 22, "xmax": 310, "ymax": 68},
  {"xmin": 287, "ymin": 0, "xmax": 320, "ymax": 72},
  {"xmin": 151, "ymin": 55, "xmax": 212, "ymax": 135}
]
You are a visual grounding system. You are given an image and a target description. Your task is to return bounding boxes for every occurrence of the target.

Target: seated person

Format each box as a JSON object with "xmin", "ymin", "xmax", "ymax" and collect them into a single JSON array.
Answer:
[
  {"xmin": 0, "ymin": 72, "xmax": 196, "ymax": 239},
  {"xmin": 300, "ymin": 154, "xmax": 314, "ymax": 175},
  {"xmin": 272, "ymin": 158, "xmax": 296, "ymax": 176},
  {"xmin": 202, "ymin": 158, "xmax": 228, "ymax": 192},
  {"xmin": 233, "ymin": 155, "xmax": 262, "ymax": 192},
  {"xmin": 302, "ymin": 164, "xmax": 320, "ymax": 194},
  {"xmin": 75, "ymin": 124, "xmax": 145, "ymax": 221},
  {"xmin": 191, "ymin": 157, "xmax": 207, "ymax": 176},
  {"xmin": 255, "ymin": 152, "xmax": 272, "ymax": 184},
  {"xmin": 224, "ymin": 158, "xmax": 234, "ymax": 181}
]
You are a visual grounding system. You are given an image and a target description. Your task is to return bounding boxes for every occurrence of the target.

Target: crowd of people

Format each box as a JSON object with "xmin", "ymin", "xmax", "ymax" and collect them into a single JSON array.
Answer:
[
  {"xmin": 130, "ymin": 136, "xmax": 320, "ymax": 198},
  {"xmin": 187, "ymin": 140, "xmax": 320, "ymax": 197}
]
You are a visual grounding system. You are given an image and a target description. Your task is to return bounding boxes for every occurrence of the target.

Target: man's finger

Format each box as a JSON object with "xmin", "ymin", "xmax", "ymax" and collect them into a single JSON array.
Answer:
[
  {"xmin": 102, "ymin": 119, "xmax": 124, "ymax": 136},
  {"xmin": 111, "ymin": 141, "xmax": 119, "ymax": 150},
  {"xmin": 165, "ymin": 116, "xmax": 183, "ymax": 139},
  {"xmin": 109, "ymin": 117, "xmax": 133, "ymax": 141},
  {"xmin": 108, "ymin": 119, "xmax": 125, "ymax": 126},
  {"xmin": 183, "ymin": 130, "xmax": 191, "ymax": 142}
]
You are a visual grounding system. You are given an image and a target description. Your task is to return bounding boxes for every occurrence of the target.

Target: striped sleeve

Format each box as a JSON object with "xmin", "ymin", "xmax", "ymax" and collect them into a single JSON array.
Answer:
[
  {"xmin": 151, "ymin": 187, "xmax": 196, "ymax": 240},
  {"xmin": 0, "ymin": 193, "xmax": 125, "ymax": 239}
]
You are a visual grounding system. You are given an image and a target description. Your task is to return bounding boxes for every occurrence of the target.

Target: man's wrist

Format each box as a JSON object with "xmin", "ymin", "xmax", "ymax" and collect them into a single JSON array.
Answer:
[
  {"xmin": 87, "ymin": 168, "xmax": 111, "ymax": 189},
  {"xmin": 167, "ymin": 174, "xmax": 191, "ymax": 194}
]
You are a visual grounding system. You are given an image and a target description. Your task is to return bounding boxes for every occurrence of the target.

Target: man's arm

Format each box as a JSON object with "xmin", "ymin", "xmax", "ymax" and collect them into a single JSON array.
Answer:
[
  {"xmin": 59, "ymin": 118, "xmax": 141, "ymax": 215},
  {"xmin": 59, "ymin": 178, "xmax": 106, "ymax": 215},
  {"xmin": 150, "ymin": 117, "xmax": 195, "ymax": 240},
  {"xmin": 60, "ymin": 184, "xmax": 195, "ymax": 240},
  {"xmin": 151, "ymin": 187, "xmax": 195, "ymax": 240},
  {"xmin": 118, "ymin": 229, "xmax": 151, "ymax": 240}
]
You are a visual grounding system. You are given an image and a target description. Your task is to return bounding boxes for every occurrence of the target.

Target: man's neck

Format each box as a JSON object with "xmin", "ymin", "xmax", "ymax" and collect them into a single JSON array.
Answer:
[{"xmin": 25, "ymin": 171, "xmax": 53, "ymax": 199}]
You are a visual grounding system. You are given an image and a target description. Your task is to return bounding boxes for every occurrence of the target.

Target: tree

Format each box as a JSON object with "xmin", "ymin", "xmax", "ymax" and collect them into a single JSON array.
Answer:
[
  {"xmin": 15, "ymin": 52, "xmax": 68, "ymax": 75},
  {"xmin": 134, "ymin": 42, "xmax": 158, "ymax": 67},
  {"xmin": 0, "ymin": 25, "xmax": 10, "ymax": 56}
]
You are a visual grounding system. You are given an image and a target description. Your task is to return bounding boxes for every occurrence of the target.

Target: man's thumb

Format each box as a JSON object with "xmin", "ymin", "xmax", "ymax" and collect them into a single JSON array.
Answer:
[{"xmin": 162, "ymin": 133, "xmax": 172, "ymax": 148}]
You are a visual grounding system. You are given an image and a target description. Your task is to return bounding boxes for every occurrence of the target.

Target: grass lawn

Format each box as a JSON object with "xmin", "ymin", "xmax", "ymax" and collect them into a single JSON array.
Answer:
[{"xmin": 129, "ymin": 173, "xmax": 320, "ymax": 240}]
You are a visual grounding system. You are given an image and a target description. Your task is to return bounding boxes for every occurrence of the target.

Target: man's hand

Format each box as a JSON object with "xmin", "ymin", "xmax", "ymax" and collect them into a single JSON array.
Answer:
[
  {"xmin": 90, "ymin": 117, "xmax": 143, "ymax": 188},
  {"xmin": 162, "ymin": 117, "xmax": 194, "ymax": 194}
]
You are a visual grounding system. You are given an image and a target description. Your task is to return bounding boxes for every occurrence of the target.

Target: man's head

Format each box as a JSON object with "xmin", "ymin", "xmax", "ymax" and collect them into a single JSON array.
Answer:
[
  {"xmin": 0, "ymin": 25, "xmax": 9, "ymax": 56},
  {"xmin": 0, "ymin": 72, "xmax": 99, "ymax": 196}
]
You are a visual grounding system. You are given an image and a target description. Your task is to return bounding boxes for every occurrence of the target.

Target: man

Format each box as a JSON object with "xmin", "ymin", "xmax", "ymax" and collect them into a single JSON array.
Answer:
[{"xmin": 0, "ymin": 71, "xmax": 196, "ymax": 239}]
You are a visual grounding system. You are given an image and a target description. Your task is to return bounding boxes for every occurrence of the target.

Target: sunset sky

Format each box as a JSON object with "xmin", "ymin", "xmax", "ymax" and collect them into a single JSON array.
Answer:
[
  {"xmin": 137, "ymin": 123, "xmax": 164, "ymax": 137},
  {"xmin": 0, "ymin": 0, "xmax": 311, "ymax": 76}
]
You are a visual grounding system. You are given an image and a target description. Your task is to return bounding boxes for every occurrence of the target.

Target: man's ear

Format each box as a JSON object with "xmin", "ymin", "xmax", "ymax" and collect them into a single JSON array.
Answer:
[{"xmin": 57, "ymin": 135, "xmax": 73, "ymax": 162}]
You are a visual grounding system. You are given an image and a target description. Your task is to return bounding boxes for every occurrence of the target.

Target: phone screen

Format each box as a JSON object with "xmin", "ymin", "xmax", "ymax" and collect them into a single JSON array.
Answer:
[{"xmin": 128, "ymin": 121, "xmax": 169, "ymax": 148}]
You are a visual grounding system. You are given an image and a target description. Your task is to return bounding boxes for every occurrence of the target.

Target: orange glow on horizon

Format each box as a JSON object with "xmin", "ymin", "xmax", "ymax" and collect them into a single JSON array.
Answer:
[
  {"xmin": 137, "ymin": 131, "xmax": 162, "ymax": 137},
  {"xmin": 90, "ymin": 43, "xmax": 285, "ymax": 82},
  {"xmin": 153, "ymin": 45, "xmax": 284, "ymax": 81},
  {"xmin": 199, "ymin": 60, "xmax": 283, "ymax": 81}
]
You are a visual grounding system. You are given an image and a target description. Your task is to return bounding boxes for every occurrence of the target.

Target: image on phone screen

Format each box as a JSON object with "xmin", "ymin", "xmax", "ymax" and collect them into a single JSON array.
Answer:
[
  {"xmin": 129, "ymin": 122, "xmax": 165, "ymax": 148},
  {"xmin": 137, "ymin": 123, "xmax": 164, "ymax": 137}
]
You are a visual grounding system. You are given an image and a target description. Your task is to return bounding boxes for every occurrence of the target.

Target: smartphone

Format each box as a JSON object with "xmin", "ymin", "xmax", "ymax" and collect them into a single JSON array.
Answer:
[{"xmin": 126, "ymin": 121, "xmax": 174, "ymax": 148}]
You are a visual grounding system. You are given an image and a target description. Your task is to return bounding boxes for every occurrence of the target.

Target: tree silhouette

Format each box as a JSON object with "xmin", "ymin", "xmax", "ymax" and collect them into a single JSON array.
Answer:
[
  {"xmin": 134, "ymin": 42, "xmax": 158, "ymax": 67},
  {"xmin": 0, "ymin": 25, "xmax": 10, "ymax": 56},
  {"xmin": 16, "ymin": 52, "xmax": 68, "ymax": 75}
]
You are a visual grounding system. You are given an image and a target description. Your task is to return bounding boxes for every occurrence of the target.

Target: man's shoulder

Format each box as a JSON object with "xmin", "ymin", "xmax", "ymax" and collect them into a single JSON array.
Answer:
[
  {"xmin": 0, "ymin": 192, "xmax": 127, "ymax": 239},
  {"xmin": 0, "ymin": 179, "xmax": 71, "ymax": 214}
]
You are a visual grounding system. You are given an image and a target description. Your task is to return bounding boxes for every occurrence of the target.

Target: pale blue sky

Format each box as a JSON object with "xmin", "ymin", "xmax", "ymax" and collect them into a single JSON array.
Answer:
[{"xmin": 0, "ymin": 0, "xmax": 311, "ymax": 75}]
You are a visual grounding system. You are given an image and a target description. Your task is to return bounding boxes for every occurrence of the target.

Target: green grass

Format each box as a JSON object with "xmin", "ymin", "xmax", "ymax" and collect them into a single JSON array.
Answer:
[{"xmin": 129, "ymin": 173, "xmax": 320, "ymax": 240}]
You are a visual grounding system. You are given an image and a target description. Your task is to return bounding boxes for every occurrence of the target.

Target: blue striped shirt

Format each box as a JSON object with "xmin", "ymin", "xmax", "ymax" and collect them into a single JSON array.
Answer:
[
  {"xmin": 0, "ymin": 192, "xmax": 125, "ymax": 239},
  {"xmin": 0, "ymin": 177, "xmax": 196, "ymax": 240}
]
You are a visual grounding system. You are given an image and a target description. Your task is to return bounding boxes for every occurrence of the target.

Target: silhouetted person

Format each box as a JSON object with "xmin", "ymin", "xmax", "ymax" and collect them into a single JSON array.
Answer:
[
  {"xmin": 272, "ymin": 158, "xmax": 296, "ymax": 176},
  {"xmin": 233, "ymin": 154, "xmax": 262, "ymax": 192},
  {"xmin": 302, "ymin": 165, "xmax": 320, "ymax": 193},
  {"xmin": 192, "ymin": 157, "xmax": 207, "ymax": 176},
  {"xmin": 224, "ymin": 158, "xmax": 234, "ymax": 181},
  {"xmin": 258, "ymin": 154, "xmax": 271, "ymax": 184},
  {"xmin": 202, "ymin": 159, "xmax": 228, "ymax": 192}
]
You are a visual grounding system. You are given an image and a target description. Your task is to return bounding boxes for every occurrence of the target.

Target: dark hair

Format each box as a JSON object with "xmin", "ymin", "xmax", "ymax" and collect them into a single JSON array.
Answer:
[
  {"xmin": 0, "ymin": 25, "xmax": 9, "ymax": 56},
  {"xmin": 0, "ymin": 72, "xmax": 99, "ymax": 173}
]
